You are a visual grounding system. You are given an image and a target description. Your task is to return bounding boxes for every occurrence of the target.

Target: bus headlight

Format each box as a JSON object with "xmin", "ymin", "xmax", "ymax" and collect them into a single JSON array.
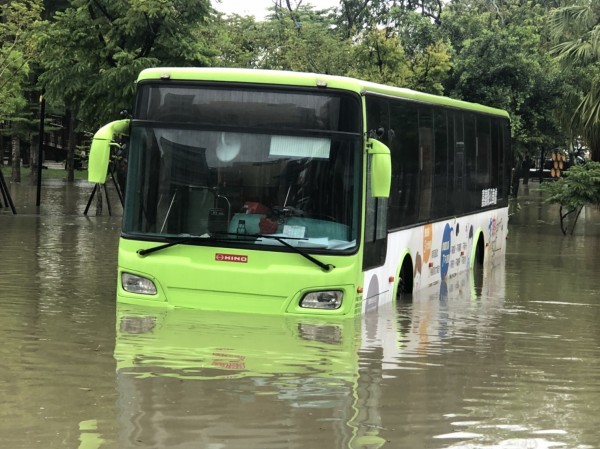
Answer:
[
  {"xmin": 122, "ymin": 272, "xmax": 157, "ymax": 295},
  {"xmin": 300, "ymin": 291, "xmax": 343, "ymax": 310}
]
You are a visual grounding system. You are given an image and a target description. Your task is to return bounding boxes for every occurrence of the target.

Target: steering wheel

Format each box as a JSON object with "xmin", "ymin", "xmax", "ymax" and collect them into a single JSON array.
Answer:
[
  {"xmin": 270, "ymin": 205, "xmax": 305, "ymax": 220},
  {"xmin": 294, "ymin": 197, "xmax": 336, "ymax": 222},
  {"xmin": 271, "ymin": 203, "xmax": 336, "ymax": 223}
]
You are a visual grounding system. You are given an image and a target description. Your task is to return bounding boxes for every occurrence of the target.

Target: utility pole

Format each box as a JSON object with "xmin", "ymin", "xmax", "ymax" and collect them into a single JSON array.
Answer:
[{"xmin": 36, "ymin": 89, "xmax": 45, "ymax": 207}]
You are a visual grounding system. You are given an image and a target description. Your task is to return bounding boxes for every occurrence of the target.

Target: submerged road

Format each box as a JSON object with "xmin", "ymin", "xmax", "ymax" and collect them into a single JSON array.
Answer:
[{"xmin": 1, "ymin": 178, "xmax": 599, "ymax": 448}]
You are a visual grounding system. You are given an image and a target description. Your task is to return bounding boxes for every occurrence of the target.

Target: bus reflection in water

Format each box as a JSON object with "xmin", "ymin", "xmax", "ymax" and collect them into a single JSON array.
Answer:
[{"xmin": 113, "ymin": 265, "xmax": 505, "ymax": 448}]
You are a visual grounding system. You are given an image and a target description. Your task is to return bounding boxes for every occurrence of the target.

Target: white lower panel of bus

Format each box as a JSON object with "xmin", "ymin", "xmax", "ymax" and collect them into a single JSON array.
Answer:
[{"xmin": 361, "ymin": 208, "xmax": 509, "ymax": 313}]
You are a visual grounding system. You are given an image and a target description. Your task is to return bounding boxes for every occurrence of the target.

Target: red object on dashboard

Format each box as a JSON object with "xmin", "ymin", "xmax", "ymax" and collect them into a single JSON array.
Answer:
[{"xmin": 259, "ymin": 217, "xmax": 278, "ymax": 234}]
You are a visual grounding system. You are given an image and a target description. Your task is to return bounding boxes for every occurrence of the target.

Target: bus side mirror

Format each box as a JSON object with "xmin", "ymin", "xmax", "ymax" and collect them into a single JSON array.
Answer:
[
  {"xmin": 367, "ymin": 138, "xmax": 391, "ymax": 198},
  {"xmin": 88, "ymin": 119, "xmax": 130, "ymax": 183}
]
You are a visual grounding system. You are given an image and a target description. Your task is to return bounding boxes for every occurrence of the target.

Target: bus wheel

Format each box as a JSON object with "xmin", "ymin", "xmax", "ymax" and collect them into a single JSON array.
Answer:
[
  {"xmin": 474, "ymin": 236, "xmax": 484, "ymax": 267},
  {"xmin": 397, "ymin": 257, "xmax": 413, "ymax": 301}
]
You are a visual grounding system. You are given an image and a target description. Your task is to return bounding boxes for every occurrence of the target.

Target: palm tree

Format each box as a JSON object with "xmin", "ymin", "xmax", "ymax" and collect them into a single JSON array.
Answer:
[{"xmin": 549, "ymin": 1, "xmax": 600, "ymax": 160}]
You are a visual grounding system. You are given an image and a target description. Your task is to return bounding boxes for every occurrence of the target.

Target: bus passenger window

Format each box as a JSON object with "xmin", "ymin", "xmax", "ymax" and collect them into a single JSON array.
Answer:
[
  {"xmin": 418, "ymin": 107, "xmax": 434, "ymax": 222},
  {"xmin": 433, "ymin": 109, "xmax": 449, "ymax": 219},
  {"xmin": 390, "ymin": 101, "xmax": 419, "ymax": 227}
]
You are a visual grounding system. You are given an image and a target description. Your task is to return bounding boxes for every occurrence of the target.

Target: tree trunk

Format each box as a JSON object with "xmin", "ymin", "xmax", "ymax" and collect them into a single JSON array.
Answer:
[
  {"xmin": 0, "ymin": 136, "xmax": 4, "ymax": 166},
  {"xmin": 11, "ymin": 136, "xmax": 21, "ymax": 182},
  {"xmin": 21, "ymin": 141, "xmax": 30, "ymax": 167},
  {"xmin": 592, "ymin": 146, "xmax": 600, "ymax": 162},
  {"xmin": 66, "ymin": 109, "xmax": 76, "ymax": 182}
]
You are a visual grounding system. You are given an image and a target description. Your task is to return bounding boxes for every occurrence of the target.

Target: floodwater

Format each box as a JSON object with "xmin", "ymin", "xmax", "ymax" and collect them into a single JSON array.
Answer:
[{"xmin": 1, "ymin": 178, "xmax": 600, "ymax": 449}]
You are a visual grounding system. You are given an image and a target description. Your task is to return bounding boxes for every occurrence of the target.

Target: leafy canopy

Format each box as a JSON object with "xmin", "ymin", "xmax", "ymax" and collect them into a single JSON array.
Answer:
[
  {"xmin": 0, "ymin": 0, "xmax": 44, "ymax": 120},
  {"xmin": 38, "ymin": 0, "xmax": 213, "ymax": 129},
  {"xmin": 443, "ymin": 0, "xmax": 566, "ymax": 155},
  {"xmin": 542, "ymin": 161, "xmax": 600, "ymax": 234},
  {"xmin": 542, "ymin": 162, "xmax": 600, "ymax": 210},
  {"xmin": 550, "ymin": 1, "xmax": 600, "ymax": 160}
]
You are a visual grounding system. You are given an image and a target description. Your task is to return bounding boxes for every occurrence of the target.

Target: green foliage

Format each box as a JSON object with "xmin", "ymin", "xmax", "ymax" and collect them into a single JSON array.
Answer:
[
  {"xmin": 38, "ymin": 0, "xmax": 213, "ymax": 130},
  {"xmin": 542, "ymin": 162, "xmax": 600, "ymax": 209},
  {"xmin": 260, "ymin": 8, "xmax": 351, "ymax": 73},
  {"xmin": 549, "ymin": 2, "xmax": 600, "ymax": 65},
  {"xmin": 549, "ymin": 0, "xmax": 600, "ymax": 160},
  {"xmin": 337, "ymin": 0, "xmax": 443, "ymax": 36},
  {"xmin": 0, "ymin": 0, "xmax": 44, "ymax": 120},
  {"xmin": 337, "ymin": 0, "xmax": 395, "ymax": 36},
  {"xmin": 542, "ymin": 161, "xmax": 600, "ymax": 234},
  {"xmin": 443, "ymin": 0, "xmax": 564, "ymax": 151},
  {"xmin": 213, "ymin": 14, "xmax": 264, "ymax": 68},
  {"xmin": 214, "ymin": 1, "xmax": 452, "ymax": 93},
  {"xmin": 348, "ymin": 28, "xmax": 412, "ymax": 85}
]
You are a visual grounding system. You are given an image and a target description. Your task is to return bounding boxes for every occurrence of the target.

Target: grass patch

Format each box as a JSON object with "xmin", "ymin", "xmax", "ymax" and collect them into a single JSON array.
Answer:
[{"xmin": 1, "ymin": 165, "xmax": 88, "ymax": 181}]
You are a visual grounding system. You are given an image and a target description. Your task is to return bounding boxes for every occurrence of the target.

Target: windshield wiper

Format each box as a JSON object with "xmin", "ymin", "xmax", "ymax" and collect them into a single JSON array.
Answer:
[
  {"xmin": 136, "ymin": 234, "xmax": 248, "ymax": 257},
  {"xmin": 138, "ymin": 233, "xmax": 334, "ymax": 272},
  {"xmin": 209, "ymin": 231, "xmax": 335, "ymax": 272},
  {"xmin": 209, "ymin": 231, "xmax": 333, "ymax": 271},
  {"xmin": 248, "ymin": 233, "xmax": 335, "ymax": 272}
]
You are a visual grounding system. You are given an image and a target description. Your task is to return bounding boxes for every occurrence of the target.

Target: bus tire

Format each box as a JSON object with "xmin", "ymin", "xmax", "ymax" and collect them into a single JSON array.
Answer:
[
  {"xmin": 472, "ymin": 236, "xmax": 485, "ymax": 293},
  {"xmin": 397, "ymin": 257, "xmax": 413, "ymax": 299},
  {"xmin": 474, "ymin": 236, "xmax": 484, "ymax": 267}
]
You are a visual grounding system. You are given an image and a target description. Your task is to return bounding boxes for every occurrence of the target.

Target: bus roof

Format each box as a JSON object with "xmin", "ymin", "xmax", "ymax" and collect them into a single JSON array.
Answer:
[{"xmin": 138, "ymin": 67, "xmax": 510, "ymax": 120}]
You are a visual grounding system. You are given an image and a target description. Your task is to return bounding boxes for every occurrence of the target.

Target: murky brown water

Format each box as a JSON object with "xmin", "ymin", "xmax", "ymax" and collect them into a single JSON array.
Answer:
[{"xmin": 1, "ymin": 179, "xmax": 600, "ymax": 449}]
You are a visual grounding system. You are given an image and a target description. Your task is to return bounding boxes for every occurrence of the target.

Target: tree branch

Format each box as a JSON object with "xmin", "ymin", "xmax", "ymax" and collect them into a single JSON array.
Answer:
[
  {"xmin": 0, "ymin": 57, "xmax": 31, "ymax": 95},
  {"xmin": 90, "ymin": 0, "xmax": 115, "ymax": 22},
  {"xmin": 137, "ymin": 12, "xmax": 161, "ymax": 58},
  {"xmin": 87, "ymin": 3, "xmax": 116, "ymax": 67},
  {"xmin": 0, "ymin": 34, "xmax": 22, "ymax": 73},
  {"xmin": 569, "ymin": 205, "xmax": 584, "ymax": 235}
]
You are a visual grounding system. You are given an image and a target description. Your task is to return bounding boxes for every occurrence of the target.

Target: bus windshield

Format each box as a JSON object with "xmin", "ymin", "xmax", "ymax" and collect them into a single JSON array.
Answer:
[{"xmin": 123, "ymin": 85, "xmax": 362, "ymax": 252}]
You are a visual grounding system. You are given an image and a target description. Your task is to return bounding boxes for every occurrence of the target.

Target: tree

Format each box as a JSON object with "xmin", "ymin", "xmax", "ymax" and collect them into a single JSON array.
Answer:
[
  {"xmin": 443, "ymin": 0, "xmax": 567, "ymax": 160},
  {"xmin": 348, "ymin": 27, "xmax": 413, "ymax": 85},
  {"xmin": 38, "ymin": 0, "xmax": 214, "ymax": 131},
  {"xmin": 549, "ymin": 0, "xmax": 600, "ymax": 160},
  {"xmin": 0, "ymin": 0, "xmax": 43, "ymax": 121},
  {"xmin": 338, "ymin": 0, "xmax": 396, "ymax": 36},
  {"xmin": 337, "ymin": 0, "xmax": 444, "ymax": 37},
  {"xmin": 542, "ymin": 161, "xmax": 600, "ymax": 234},
  {"xmin": 256, "ymin": 3, "xmax": 352, "ymax": 74},
  {"xmin": 389, "ymin": 9, "xmax": 452, "ymax": 94},
  {"xmin": 213, "ymin": 3, "xmax": 356, "ymax": 76},
  {"xmin": 0, "ymin": 0, "xmax": 43, "ymax": 180},
  {"xmin": 212, "ymin": 14, "xmax": 265, "ymax": 68},
  {"xmin": 343, "ymin": 2, "xmax": 452, "ymax": 92}
]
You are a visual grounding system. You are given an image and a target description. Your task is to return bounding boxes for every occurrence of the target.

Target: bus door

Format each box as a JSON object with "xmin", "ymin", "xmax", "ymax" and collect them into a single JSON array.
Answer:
[
  {"xmin": 363, "ymin": 97, "xmax": 389, "ymax": 272},
  {"xmin": 363, "ymin": 163, "xmax": 388, "ymax": 271}
]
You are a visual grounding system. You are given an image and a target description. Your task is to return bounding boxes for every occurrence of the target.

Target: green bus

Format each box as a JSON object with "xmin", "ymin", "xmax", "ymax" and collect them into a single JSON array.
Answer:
[{"xmin": 88, "ymin": 68, "xmax": 510, "ymax": 316}]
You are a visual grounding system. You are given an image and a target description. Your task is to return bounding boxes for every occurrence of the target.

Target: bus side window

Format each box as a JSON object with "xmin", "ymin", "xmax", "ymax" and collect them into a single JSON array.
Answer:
[
  {"xmin": 454, "ymin": 113, "xmax": 465, "ymax": 215},
  {"xmin": 464, "ymin": 113, "xmax": 478, "ymax": 211},
  {"xmin": 476, "ymin": 115, "xmax": 492, "ymax": 191},
  {"xmin": 389, "ymin": 101, "xmax": 419, "ymax": 227},
  {"xmin": 418, "ymin": 107, "xmax": 434, "ymax": 222},
  {"xmin": 432, "ymin": 109, "xmax": 449, "ymax": 219}
]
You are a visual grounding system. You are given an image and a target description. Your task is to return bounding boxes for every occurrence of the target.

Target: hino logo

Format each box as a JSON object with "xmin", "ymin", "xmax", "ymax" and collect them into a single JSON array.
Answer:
[{"xmin": 215, "ymin": 253, "xmax": 248, "ymax": 263}]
